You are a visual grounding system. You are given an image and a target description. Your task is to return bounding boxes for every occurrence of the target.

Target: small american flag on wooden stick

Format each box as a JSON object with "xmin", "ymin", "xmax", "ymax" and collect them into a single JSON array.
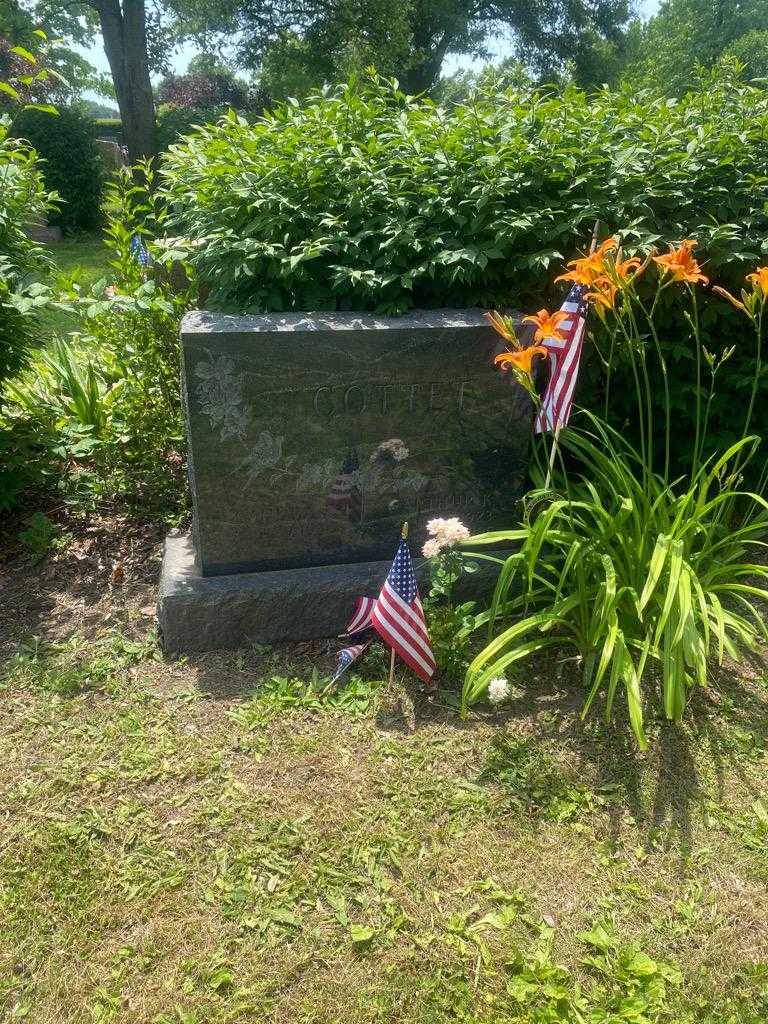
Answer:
[
  {"xmin": 330, "ymin": 638, "xmax": 373, "ymax": 683},
  {"xmin": 371, "ymin": 523, "xmax": 435, "ymax": 683}
]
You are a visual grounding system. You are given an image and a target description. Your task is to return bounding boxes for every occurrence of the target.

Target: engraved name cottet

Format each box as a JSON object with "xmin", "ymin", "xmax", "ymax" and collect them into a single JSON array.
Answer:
[{"xmin": 312, "ymin": 378, "xmax": 476, "ymax": 418}]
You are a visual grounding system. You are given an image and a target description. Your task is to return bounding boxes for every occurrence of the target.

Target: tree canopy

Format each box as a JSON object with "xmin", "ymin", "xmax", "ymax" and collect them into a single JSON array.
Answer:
[
  {"xmin": 627, "ymin": 0, "xmax": 768, "ymax": 93},
  {"xmin": 177, "ymin": 0, "xmax": 637, "ymax": 97},
  {"xmin": 1, "ymin": 0, "xmax": 107, "ymax": 103}
]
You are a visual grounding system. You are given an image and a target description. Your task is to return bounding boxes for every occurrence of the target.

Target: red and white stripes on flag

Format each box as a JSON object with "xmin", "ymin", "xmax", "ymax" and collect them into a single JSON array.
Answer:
[
  {"xmin": 341, "ymin": 596, "xmax": 375, "ymax": 637},
  {"xmin": 534, "ymin": 283, "xmax": 589, "ymax": 435},
  {"xmin": 371, "ymin": 538, "xmax": 435, "ymax": 682}
]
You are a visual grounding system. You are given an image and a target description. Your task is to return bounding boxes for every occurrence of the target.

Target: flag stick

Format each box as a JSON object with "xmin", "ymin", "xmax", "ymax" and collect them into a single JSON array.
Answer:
[
  {"xmin": 542, "ymin": 221, "xmax": 602, "ymax": 491},
  {"xmin": 387, "ymin": 521, "xmax": 409, "ymax": 688},
  {"xmin": 543, "ymin": 423, "xmax": 561, "ymax": 491},
  {"xmin": 387, "ymin": 647, "xmax": 396, "ymax": 688}
]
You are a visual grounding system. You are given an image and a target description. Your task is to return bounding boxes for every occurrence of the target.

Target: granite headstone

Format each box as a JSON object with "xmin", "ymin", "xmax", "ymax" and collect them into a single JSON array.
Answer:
[{"xmin": 158, "ymin": 309, "xmax": 533, "ymax": 650}]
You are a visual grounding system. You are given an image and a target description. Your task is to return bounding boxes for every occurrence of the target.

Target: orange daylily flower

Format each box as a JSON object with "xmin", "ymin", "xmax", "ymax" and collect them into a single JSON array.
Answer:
[
  {"xmin": 485, "ymin": 310, "xmax": 518, "ymax": 344},
  {"xmin": 594, "ymin": 237, "xmax": 619, "ymax": 258},
  {"xmin": 523, "ymin": 308, "xmax": 570, "ymax": 343},
  {"xmin": 556, "ymin": 237, "xmax": 618, "ymax": 286},
  {"xmin": 494, "ymin": 345, "xmax": 548, "ymax": 374},
  {"xmin": 586, "ymin": 278, "xmax": 618, "ymax": 311},
  {"xmin": 746, "ymin": 266, "xmax": 768, "ymax": 294},
  {"xmin": 555, "ymin": 266, "xmax": 598, "ymax": 286},
  {"xmin": 652, "ymin": 240, "xmax": 708, "ymax": 285},
  {"xmin": 615, "ymin": 256, "xmax": 642, "ymax": 281}
]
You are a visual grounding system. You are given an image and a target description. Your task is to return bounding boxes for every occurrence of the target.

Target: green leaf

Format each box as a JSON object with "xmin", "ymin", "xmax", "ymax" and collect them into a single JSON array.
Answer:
[
  {"xmin": 24, "ymin": 104, "xmax": 59, "ymax": 115},
  {"xmin": 349, "ymin": 924, "xmax": 376, "ymax": 950},
  {"xmin": 10, "ymin": 46, "xmax": 36, "ymax": 63},
  {"xmin": 578, "ymin": 923, "xmax": 617, "ymax": 952}
]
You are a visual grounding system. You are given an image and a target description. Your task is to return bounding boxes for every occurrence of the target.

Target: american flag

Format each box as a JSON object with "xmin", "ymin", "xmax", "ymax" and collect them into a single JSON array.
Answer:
[
  {"xmin": 130, "ymin": 234, "xmax": 149, "ymax": 267},
  {"xmin": 371, "ymin": 538, "xmax": 435, "ymax": 682},
  {"xmin": 534, "ymin": 283, "xmax": 589, "ymax": 434},
  {"xmin": 330, "ymin": 638, "xmax": 372, "ymax": 683},
  {"xmin": 328, "ymin": 450, "xmax": 362, "ymax": 519},
  {"xmin": 341, "ymin": 596, "xmax": 375, "ymax": 637}
]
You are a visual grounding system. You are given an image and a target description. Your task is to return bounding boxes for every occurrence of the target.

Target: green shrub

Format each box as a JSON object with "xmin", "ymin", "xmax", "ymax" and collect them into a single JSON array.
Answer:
[
  {"xmin": 162, "ymin": 70, "xmax": 768, "ymax": 316},
  {"xmin": 726, "ymin": 30, "xmax": 768, "ymax": 81},
  {"xmin": 161, "ymin": 68, "xmax": 768, "ymax": 470},
  {"xmin": 1, "ymin": 161, "xmax": 192, "ymax": 519},
  {"xmin": 155, "ymin": 103, "xmax": 237, "ymax": 153},
  {"xmin": 0, "ymin": 117, "xmax": 53, "ymax": 387},
  {"xmin": 3, "ymin": 289, "xmax": 188, "ymax": 518},
  {"xmin": 12, "ymin": 105, "xmax": 103, "ymax": 232}
]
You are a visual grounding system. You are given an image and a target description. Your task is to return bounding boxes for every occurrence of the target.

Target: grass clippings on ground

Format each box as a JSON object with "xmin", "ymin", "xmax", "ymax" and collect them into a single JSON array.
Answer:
[{"xmin": 0, "ymin": 530, "xmax": 767, "ymax": 1023}]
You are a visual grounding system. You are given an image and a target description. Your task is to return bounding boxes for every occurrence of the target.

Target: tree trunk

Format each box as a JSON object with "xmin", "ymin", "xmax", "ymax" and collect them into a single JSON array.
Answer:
[
  {"xmin": 399, "ymin": 21, "xmax": 455, "ymax": 95},
  {"xmin": 94, "ymin": 0, "xmax": 156, "ymax": 162}
]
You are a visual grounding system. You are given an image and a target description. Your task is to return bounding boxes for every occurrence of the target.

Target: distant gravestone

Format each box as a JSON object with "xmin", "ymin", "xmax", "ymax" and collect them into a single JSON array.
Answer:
[
  {"xmin": 24, "ymin": 219, "xmax": 62, "ymax": 243},
  {"xmin": 94, "ymin": 138, "xmax": 128, "ymax": 171},
  {"xmin": 158, "ymin": 309, "xmax": 533, "ymax": 650}
]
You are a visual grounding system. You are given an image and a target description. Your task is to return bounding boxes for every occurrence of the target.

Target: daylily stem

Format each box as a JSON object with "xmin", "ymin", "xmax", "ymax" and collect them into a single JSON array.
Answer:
[
  {"xmin": 625, "ymin": 302, "xmax": 654, "ymax": 487},
  {"xmin": 690, "ymin": 287, "xmax": 703, "ymax": 478},
  {"xmin": 637, "ymin": 284, "xmax": 670, "ymax": 486},
  {"xmin": 741, "ymin": 302, "xmax": 764, "ymax": 442},
  {"xmin": 603, "ymin": 331, "xmax": 616, "ymax": 419},
  {"xmin": 614, "ymin": 311, "xmax": 649, "ymax": 495}
]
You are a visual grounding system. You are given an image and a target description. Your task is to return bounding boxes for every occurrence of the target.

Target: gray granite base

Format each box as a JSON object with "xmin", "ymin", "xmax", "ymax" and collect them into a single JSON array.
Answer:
[{"xmin": 157, "ymin": 533, "xmax": 503, "ymax": 653}]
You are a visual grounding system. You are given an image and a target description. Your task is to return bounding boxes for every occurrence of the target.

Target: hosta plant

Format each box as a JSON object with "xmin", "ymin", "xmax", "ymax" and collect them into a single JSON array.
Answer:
[{"xmin": 459, "ymin": 242, "xmax": 768, "ymax": 747}]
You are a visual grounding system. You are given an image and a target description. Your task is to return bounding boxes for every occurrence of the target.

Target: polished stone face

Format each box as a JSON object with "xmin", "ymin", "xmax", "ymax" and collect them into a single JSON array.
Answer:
[{"xmin": 181, "ymin": 310, "xmax": 533, "ymax": 576}]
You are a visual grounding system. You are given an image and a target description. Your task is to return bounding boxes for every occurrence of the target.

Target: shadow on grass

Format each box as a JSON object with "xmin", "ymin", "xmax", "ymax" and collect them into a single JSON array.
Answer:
[
  {"xmin": 183, "ymin": 638, "xmax": 764, "ymax": 871},
  {"xmin": 436, "ymin": 656, "xmax": 768, "ymax": 865}
]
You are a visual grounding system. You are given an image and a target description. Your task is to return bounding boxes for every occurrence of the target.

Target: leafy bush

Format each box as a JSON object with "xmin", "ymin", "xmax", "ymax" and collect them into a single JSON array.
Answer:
[
  {"xmin": 0, "ymin": 117, "xmax": 52, "ymax": 384},
  {"xmin": 161, "ymin": 69, "xmax": 768, "ymax": 471},
  {"xmin": 162, "ymin": 71, "xmax": 768, "ymax": 315},
  {"xmin": 1, "ymin": 162, "xmax": 192, "ymax": 519},
  {"xmin": 0, "ymin": 117, "xmax": 55, "ymax": 510},
  {"xmin": 459, "ymin": 245, "xmax": 768, "ymax": 747},
  {"xmin": 155, "ymin": 103, "xmax": 236, "ymax": 153},
  {"xmin": 11, "ymin": 105, "xmax": 103, "ymax": 232},
  {"xmin": 726, "ymin": 30, "xmax": 768, "ymax": 81}
]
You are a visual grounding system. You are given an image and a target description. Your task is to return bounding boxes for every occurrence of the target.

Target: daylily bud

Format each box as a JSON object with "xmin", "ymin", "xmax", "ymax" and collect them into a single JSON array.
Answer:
[{"xmin": 712, "ymin": 285, "xmax": 750, "ymax": 317}]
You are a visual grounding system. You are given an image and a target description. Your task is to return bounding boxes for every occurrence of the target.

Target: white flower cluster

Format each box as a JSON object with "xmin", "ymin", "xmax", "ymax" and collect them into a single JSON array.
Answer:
[
  {"xmin": 487, "ymin": 676, "xmax": 511, "ymax": 706},
  {"xmin": 421, "ymin": 516, "xmax": 470, "ymax": 558}
]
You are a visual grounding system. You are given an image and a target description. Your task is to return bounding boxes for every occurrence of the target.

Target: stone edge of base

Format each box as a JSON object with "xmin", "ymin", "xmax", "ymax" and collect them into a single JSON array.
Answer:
[{"xmin": 157, "ymin": 532, "xmax": 502, "ymax": 653}]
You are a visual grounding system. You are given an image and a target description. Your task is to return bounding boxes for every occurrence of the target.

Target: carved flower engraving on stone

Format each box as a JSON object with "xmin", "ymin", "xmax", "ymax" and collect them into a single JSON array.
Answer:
[
  {"xmin": 194, "ymin": 353, "xmax": 249, "ymax": 442},
  {"xmin": 241, "ymin": 430, "xmax": 286, "ymax": 482},
  {"xmin": 296, "ymin": 458, "xmax": 340, "ymax": 493}
]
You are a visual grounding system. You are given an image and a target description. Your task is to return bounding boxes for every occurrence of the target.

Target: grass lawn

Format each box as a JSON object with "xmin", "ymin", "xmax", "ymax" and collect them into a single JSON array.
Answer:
[
  {"xmin": 1, "ymin": 519, "xmax": 767, "ymax": 1023},
  {"xmin": 37, "ymin": 234, "xmax": 111, "ymax": 339}
]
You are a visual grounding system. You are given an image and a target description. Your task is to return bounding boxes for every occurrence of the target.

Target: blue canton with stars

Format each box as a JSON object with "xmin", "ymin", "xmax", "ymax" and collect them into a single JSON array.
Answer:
[
  {"xmin": 332, "ymin": 648, "xmax": 355, "ymax": 681},
  {"xmin": 388, "ymin": 539, "xmax": 418, "ymax": 603},
  {"xmin": 565, "ymin": 283, "xmax": 589, "ymax": 318}
]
